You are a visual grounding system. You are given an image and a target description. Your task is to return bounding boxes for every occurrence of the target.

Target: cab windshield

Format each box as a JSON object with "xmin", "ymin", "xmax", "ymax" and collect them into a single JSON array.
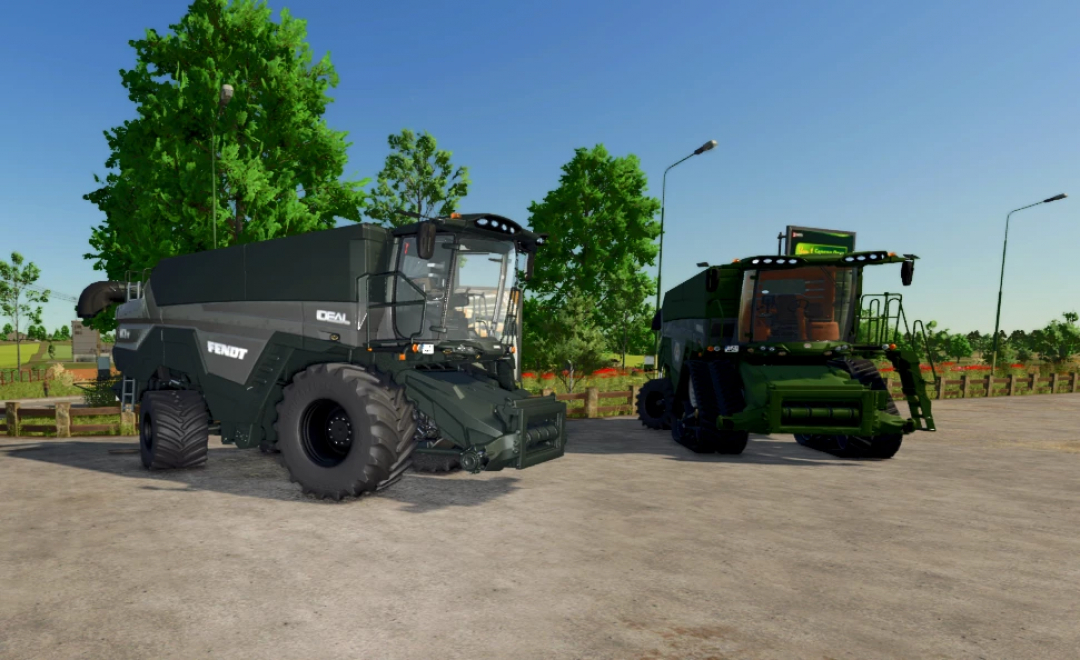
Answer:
[
  {"xmin": 394, "ymin": 234, "xmax": 516, "ymax": 341},
  {"xmin": 737, "ymin": 266, "xmax": 857, "ymax": 343}
]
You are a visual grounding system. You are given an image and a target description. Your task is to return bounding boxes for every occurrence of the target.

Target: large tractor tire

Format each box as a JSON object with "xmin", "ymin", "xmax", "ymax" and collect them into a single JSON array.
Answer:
[
  {"xmin": 139, "ymin": 390, "xmax": 210, "ymax": 470},
  {"xmin": 274, "ymin": 363, "xmax": 417, "ymax": 499},
  {"xmin": 671, "ymin": 360, "xmax": 750, "ymax": 455},
  {"xmin": 411, "ymin": 409, "xmax": 461, "ymax": 473},
  {"xmin": 794, "ymin": 359, "xmax": 903, "ymax": 459},
  {"xmin": 636, "ymin": 377, "xmax": 674, "ymax": 430}
]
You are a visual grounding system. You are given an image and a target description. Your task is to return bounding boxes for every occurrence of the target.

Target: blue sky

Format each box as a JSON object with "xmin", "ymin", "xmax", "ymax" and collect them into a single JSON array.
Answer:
[{"xmin": 0, "ymin": 0, "xmax": 1076, "ymax": 335}]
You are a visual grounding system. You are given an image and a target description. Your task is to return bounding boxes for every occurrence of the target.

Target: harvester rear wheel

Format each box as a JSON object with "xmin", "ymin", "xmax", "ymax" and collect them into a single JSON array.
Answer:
[
  {"xmin": 139, "ymin": 390, "xmax": 210, "ymax": 470},
  {"xmin": 274, "ymin": 363, "xmax": 417, "ymax": 499},
  {"xmin": 637, "ymin": 377, "xmax": 674, "ymax": 430}
]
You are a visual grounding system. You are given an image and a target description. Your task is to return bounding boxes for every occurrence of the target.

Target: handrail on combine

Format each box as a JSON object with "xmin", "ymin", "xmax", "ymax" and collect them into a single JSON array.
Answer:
[{"xmin": 856, "ymin": 293, "xmax": 938, "ymax": 384}]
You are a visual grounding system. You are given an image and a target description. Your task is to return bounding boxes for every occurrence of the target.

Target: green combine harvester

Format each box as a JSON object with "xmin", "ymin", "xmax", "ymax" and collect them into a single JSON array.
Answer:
[{"xmin": 637, "ymin": 248, "xmax": 937, "ymax": 458}]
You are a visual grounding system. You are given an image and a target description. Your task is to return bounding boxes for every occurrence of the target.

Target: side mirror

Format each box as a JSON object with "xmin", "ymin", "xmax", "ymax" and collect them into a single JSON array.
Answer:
[
  {"xmin": 417, "ymin": 221, "xmax": 437, "ymax": 260},
  {"xmin": 901, "ymin": 260, "xmax": 914, "ymax": 286}
]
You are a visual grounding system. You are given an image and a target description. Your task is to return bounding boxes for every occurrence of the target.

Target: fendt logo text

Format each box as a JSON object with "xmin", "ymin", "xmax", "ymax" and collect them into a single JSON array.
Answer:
[
  {"xmin": 316, "ymin": 310, "xmax": 349, "ymax": 325},
  {"xmin": 118, "ymin": 328, "xmax": 131, "ymax": 339},
  {"xmin": 207, "ymin": 341, "xmax": 249, "ymax": 360}
]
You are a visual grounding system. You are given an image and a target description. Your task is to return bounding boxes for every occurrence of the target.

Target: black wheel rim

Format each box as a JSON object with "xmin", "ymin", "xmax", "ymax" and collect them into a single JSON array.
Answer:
[
  {"xmin": 643, "ymin": 390, "xmax": 666, "ymax": 419},
  {"xmin": 141, "ymin": 414, "xmax": 153, "ymax": 452},
  {"xmin": 300, "ymin": 399, "xmax": 354, "ymax": 467}
]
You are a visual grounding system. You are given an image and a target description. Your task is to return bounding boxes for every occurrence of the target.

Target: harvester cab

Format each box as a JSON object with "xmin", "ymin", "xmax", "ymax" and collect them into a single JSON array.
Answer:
[
  {"xmin": 638, "ymin": 250, "xmax": 937, "ymax": 459},
  {"xmin": 77, "ymin": 213, "xmax": 567, "ymax": 499}
]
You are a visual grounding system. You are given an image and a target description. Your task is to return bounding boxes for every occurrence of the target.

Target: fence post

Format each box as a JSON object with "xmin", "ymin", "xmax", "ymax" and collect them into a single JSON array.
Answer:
[
  {"xmin": 585, "ymin": 387, "xmax": 599, "ymax": 418},
  {"xmin": 1072, "ymin": 372, "xmax": 1079, "ymax": 394},
  {"xmin": 936, "ymin": 375, "xmax": 946, "ymax": 400},
  {"xmin": 960, "ymin": 373, "xmax": 970, "ymax": 398},
  {"xmin": 629, "ymin": 384, "xmax": 640, "ymax": 414},
  {"xmin": 5, "ymin": 402, "xmax": 19, "ymax": 437},
  {"xmin": 1050, "ymin": 372, "xmax": 1060, "ymax": 394},
  {"xmin": 120, "ymin": 410, "xmax": 136, "ymax": 436},
  {"xmin": 542, "ymin": 388, "xmax": 554, "ymax": 398},
  {"xmin": 55, "ymin": 402, "xmax": 71, "ymax": 438},
  {"xmin": 1007, "ymin": 374, "xmax": 1016, "ymax": 396},
  {"xmin": 1029, "ymin": 372, "xmax": 1037, "ymax": 394},
  {"xmin": 985, "ymin": 374, "xmax": 993, "ymax": 397}
]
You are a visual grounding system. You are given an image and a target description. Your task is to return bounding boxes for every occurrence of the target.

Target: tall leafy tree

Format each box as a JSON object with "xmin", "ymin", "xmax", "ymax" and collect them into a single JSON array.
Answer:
[
  {"xmin": 364, "ymin": 129, "xmax": 470, "ymax": 227},
  {"xmin": 2, "ymin": 323, "xmax": 12, "ymax": 338},
  {"xmin": 83, "ymin": 0, "xmax": 369, "ymax": 331},
  {"xmin": 524, "ymin": 144, "xmax": 661, "ymax": 350},
  {"xmin": 0, "ymin": 252, "xmax": 49, "ymax": 369}
]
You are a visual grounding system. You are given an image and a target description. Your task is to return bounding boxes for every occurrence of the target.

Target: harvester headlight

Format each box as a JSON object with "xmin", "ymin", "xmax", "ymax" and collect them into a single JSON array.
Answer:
[
  {"xmin": 477, "ymin": 218, "xmax": 489, "ymax": 226},
  {"xmin": 823, "ymin": 350, "xmax": 833, "ymax": 356},
  {"xmin": 778, "ymin": 350, "xmax": 787, "ymax": 356},
  {"xmin": 844, "ymin": 256, "xmax": 855, "ymax": 262},
  {"xmin": 764, "ymin": 258, "xmax": 773, "ymax": 264},
  {"xmin": 752, "ymin": 259, "xmax": 761, "ymax": 264},
  {"xmin": 857, "ymin": 255, "xmax": 866, "ymax": 261},
  {"xmin": 747, "ymin": 348, "xmax": 755, "ymax": 353},
  {"xmin": 714, "ymin": 345, "xmax": 722, "ymax": 352},
  {"xmin": 869, "ymin": 253, "xmax": 878, "ymax": 259}
]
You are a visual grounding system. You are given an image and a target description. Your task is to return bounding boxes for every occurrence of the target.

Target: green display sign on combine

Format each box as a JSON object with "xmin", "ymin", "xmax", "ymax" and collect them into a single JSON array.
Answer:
[{"xmin": 786, "ymin": 226, "xmax": 856, "ymax": 256}]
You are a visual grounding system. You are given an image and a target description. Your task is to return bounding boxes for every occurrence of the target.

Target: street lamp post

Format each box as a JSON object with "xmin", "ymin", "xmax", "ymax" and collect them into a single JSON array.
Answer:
[
  {"xmin": 653, "ymin": 139, "xmax": 717, "ymax": 369},
  {"xmin": 211, "ymin": 84, "xmax": 234, "ymax": 249},
  {"xmin": 989, "ymin": 193, "xmax": 1067, "ymax": 373}
]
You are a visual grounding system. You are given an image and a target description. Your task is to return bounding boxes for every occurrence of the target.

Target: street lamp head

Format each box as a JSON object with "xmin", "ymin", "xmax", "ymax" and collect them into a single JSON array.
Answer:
[
  {"xmin": 219, "ymin": 84, "xmax": 234, "ymax": 107},
  {"xmin": 1043, "ymin": 193, "xmax": 1067, "ymax": 203},
  {"xmin": 694, "ymin": 139, "xmax": 717, "ymax": 155}
]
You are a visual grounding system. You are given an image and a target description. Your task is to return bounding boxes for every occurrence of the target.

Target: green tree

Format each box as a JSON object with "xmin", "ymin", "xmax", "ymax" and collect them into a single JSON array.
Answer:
[
  {"xmin": 47, "ymin": 343, "xmax": 56, "ymax": 360},
  {"xmin": 523, "ymin": 294, "xmax": 609, "ymax": 393},
  {"xmin": 945, "ymin": 333, "xmax": 973, "ymax": 364},
  {"xmin": 605, "ymin": 303, "xmax": 657, "ymax": 367},
  {"xmin": 1029, "ymin": 312, "xmax": 1080, "ymax": 366},
  {"xmin": 27, "ymin": 325, "xmax": 48, "ymax": 341},
  {"xmin": 83, "ymin": 0, "xmax": 369, "ymax": 332},
  {"xmin": 364, "ymin": 129, "xmax": 470, "ymax": 228},
  {"xmin": 56, "ymin": 325, "xmax": 71, "ymax": 340},
  {"xmin": 0, "ymin": 252, "xmax": 49, "ymax": 369},
  {"xmin": 524, "ymin": 144, "xmax": 661, "ymax": 343},
  {"xmin": 2, "ymin": 322, "xmax": 13, "ymax": 338}
]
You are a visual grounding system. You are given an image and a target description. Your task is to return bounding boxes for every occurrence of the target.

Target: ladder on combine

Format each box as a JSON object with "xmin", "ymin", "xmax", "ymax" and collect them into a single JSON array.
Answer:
[{"xmin": 118, "ymin": 270, "xmax": 150, "ymax": 413}]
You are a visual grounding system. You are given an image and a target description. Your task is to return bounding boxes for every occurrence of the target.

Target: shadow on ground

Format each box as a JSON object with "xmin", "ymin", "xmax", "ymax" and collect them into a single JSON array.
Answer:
[
  {"xmin": 0, "ymin": 439, "xmax": 521, "ymax": 510},
  {"xmin": 563, "ymin": 418, "xmax": 864, "ymax": 467},
  {"xmin": 0, "ymin": 417, "xmax": 866, "ymax": 507}
]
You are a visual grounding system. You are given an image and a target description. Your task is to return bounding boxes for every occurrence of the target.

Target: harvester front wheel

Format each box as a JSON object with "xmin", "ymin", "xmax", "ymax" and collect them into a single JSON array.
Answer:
[
  {"xmin": 275, "ymin": 364, "xmax": 417, "ymax": 499},
  {"xmin": 139, "ymin": 390, "xmax": 210, "ymax": 470},
  {"xmin": 637, "ymin": 377, "xmax": 674, "ymax": 430}
]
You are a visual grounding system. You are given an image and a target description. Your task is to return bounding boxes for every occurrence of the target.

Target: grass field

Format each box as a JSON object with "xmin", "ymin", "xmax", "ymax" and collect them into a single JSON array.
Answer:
[{"xmin": 0, "ymin": 343, "xmax": 41, "ymax": 369}]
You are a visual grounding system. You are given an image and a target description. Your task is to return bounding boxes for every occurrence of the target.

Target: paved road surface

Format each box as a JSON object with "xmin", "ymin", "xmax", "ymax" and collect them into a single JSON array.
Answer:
[{"xmin": 2, "ymin": 394, "xmax": 1078, "ymax": 659}]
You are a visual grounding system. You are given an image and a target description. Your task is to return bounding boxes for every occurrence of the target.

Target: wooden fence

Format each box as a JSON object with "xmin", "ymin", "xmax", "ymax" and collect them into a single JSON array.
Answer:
[
  {"xmin": 2, "ymin": 402, "xmax": 137, "ymax": 437},
  {"xmin": 0, "ymin": 368, "xmax": 50, "ymax": 385},
  {"xmin": 887, "ymin": 371, "xmax": 1079, "ymax": 399},
  {"xmin": 533, "ymin": 371, "xmax": 1080, "ymax": 419}
]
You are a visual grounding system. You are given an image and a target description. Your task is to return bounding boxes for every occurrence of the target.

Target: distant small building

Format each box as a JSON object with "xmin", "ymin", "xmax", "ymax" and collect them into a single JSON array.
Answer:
[
  {"xmin": 71, "ymin": 320, "xmax": 101, "ymax": 362},
  {"xmin": 4, "ymin": 331, "xmax": 28, "ymax": 341}
]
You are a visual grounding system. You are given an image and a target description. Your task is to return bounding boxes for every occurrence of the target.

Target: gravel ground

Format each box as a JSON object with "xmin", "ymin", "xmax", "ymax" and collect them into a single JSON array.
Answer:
[{"xmin": 1, "ymin": 394, "xmax": 1078, "ymax": 660}]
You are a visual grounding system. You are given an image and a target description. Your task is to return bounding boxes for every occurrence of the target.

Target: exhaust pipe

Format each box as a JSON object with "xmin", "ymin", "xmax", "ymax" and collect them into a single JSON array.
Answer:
[{"xmin": 77, "ymin": 281, "xmax": 127, "ymax": 320}]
